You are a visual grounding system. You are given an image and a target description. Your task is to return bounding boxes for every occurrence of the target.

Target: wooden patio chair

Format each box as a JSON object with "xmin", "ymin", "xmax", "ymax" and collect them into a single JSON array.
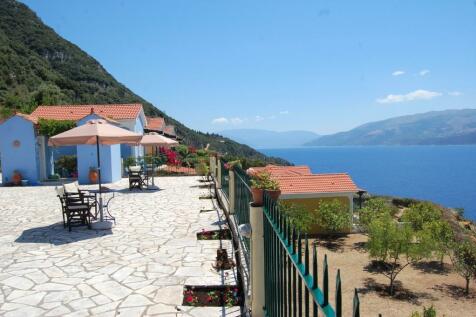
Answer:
[
  {"xmin": 128, "ymin": 165, "xmax": 149, "ymax": 190},
  {"xmin": 63, "ymin": 181, "xmax": 97, "ymax": 219},
  {"xmin": 56, "ymin": 186, "xmax": 94, "ymax": 231}
]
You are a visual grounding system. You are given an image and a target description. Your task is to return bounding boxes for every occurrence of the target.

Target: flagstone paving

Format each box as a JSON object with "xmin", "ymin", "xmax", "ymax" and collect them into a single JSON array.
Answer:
[{"xmin": 0, "ymin": 176, "xmax": 241, "ymax": 316}]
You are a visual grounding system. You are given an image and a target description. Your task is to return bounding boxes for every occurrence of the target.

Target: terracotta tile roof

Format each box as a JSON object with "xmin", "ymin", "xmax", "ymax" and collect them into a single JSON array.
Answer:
[
  {"xmin": 250, "ymin": 165, "xmax": 312, "ymax": 177},
  {"xmin": 30, "ymin": 104, "xmax": 143, "ymax": 121},
  {"xmin": 0, "ymin": 113, "xmax": 39, "ymax": 124},
  {"xmin": 146, "ymin": 117, "xmax": 166, "ymax": 131},
  {"xmin": 163, "ymin": 125, "xmax": 176, "ymax": 136},
  {"xmin": 274, "ymin": 173, "xmax": 359, "ymax": 195}
]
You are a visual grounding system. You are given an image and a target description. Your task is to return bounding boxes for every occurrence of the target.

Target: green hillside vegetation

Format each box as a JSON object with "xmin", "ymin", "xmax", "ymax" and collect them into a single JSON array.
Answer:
[{"xmin": 0, "ymin": 0, "xmax": 288, "ymax": 165}]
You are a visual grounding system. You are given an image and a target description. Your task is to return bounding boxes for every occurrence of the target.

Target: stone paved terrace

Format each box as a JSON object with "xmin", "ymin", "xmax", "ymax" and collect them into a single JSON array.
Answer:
[{"xmin": 0, "ymin": 176, "xmax": 241, "ymax": 317}]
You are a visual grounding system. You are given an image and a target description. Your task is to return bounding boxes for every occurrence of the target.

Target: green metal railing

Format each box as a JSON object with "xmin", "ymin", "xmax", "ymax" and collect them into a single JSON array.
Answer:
[
  {"xmin": 233, "ymin": 166, "xmax": 252, "ymax": 262},
  {"xmin": 263, "ymin": 193, "xmax": 361, "ymax": 317},
  {"xmin": 220, "ymin": 160, "xmax": 230, "ymax": 199}
]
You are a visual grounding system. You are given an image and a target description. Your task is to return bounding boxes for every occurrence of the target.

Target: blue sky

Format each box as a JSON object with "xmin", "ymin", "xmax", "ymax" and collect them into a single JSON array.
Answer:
[{"xmin": 21, "ymin": 0, "xmax": 476, "ymax": 134}]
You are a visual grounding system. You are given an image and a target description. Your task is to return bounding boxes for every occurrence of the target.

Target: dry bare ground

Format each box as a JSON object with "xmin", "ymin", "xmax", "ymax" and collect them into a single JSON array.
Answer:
[{"xmin": 313, "ymin": 234, "xmax": 476, "ymax": 317}]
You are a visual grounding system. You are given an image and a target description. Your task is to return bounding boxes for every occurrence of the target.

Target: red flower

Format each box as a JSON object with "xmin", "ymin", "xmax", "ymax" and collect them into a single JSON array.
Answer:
[
  {"xmin": 207, "ymin": 295, "xmax": 213, "ymax": 302},
  {"xmin": 185, "ymin": 295, "xmax": 194, "ymax": 303}
]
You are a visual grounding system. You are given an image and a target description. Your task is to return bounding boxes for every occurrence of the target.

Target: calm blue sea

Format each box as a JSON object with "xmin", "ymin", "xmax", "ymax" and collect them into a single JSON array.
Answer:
[{"xmin": 261, "ymin": 146, "xmax": 476, "ymax": 221}]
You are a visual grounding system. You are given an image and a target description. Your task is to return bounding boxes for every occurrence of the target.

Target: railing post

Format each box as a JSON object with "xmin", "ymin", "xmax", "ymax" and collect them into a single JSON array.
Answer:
[
  {"xmin": 216, "ymin": 159, "xmax": 222, "ymax": 189},
  {"xmin": 229, "ymin": 170, "xmax": 235, "ymax": 214},
  {"xmin": 250, "ymin": 203, "xmax": 265, "ymax": 317},
  {"xmin": 209, "ymin": 156, "xmax": 216, "ymax": 178}
]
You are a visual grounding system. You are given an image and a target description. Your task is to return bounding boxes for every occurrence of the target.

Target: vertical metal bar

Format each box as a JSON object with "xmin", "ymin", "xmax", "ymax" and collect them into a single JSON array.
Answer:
[
  {"xmin": 312, "ymin": 243, "xmax": 318, "ymax": 317},
  {"xmin": 335, "ymin": 269, "xmax": 342, "ymax": 317},
  {"xmin": 288, "ymin": 241, "xmax": 292, "ymax": 317},
  {"xmin": 304, "ymin": 235, "xmax": 310, "ymax": 316},
  {"xmin": 297, "ymin": 232, "xmax": 302, "ymax": 264},
  {"xmin": 352, "ymin": 288, "xmax": 360, "ymax": 317},
  {"xmin": 323, "ymin": 254, "xmax": 329, "ymax": 307},
  {"xmin": 292, "ymin": 264, "xmax": 297, "ymax": 317}
]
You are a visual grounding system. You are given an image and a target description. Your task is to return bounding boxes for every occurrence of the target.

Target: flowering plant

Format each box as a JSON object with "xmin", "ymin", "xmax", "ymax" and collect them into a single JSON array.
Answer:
[{"xmin": 183, "ymin": 289, "xmax": 198, "ymax": 305}]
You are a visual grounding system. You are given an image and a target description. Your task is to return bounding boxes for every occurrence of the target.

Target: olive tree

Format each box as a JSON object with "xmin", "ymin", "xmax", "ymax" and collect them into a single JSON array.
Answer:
[
  {"xmin": 420, "ymin": 220, "xmax": 455, "ymax": 266},
  {"xmin": 401, "ymin": 202, "xmax": 442, "ymax": 231},
  {"xmin": 450, "ymin": 240, "xmax": 476, "ymax": 295},
  {"xmin": 367, "ymin": 214, "xmax": 428, "ymax": 295}
]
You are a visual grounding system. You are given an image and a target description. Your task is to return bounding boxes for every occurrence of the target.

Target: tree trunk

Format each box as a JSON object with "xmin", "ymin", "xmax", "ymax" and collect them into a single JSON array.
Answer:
[
  {"xmin": 466, "ymin": 277, "xmax": 470, "ymax": 296},
  {"xmin": 389, "ymin": 277, "xmax": 395, "ymax": 296}
]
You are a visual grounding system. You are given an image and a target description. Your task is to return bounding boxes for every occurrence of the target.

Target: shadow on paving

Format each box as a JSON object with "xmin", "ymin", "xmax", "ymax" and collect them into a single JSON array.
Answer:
[{"xmin": 15, "ymin": 222, "xmax": 112, "ymax": 245}]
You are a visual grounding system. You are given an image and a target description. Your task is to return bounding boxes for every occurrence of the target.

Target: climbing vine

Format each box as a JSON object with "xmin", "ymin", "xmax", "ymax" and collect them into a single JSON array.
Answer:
[{"xmin": 38, "ymin": 118, "xmax": 76, "ymax": 137}]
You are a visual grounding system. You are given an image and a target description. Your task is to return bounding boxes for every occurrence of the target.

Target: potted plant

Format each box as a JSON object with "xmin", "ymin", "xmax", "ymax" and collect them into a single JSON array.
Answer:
[
  {"xmin": 249, "ymin": 171, "xmax": 275, "ymax": 206},
  {"xmin": 88, "ymin": 167, "xmax": 98, "ymax": 183},
  {"xmin": 12, "ymin": 170, "xmax": 22, "ymax": 186},
  {"xmin": 263, "ymin": 176, "xmax": 281, "ymax": 201},
  {"xmin": 224, "ymin": 160, "xmax": 241, "ymax": 170}
]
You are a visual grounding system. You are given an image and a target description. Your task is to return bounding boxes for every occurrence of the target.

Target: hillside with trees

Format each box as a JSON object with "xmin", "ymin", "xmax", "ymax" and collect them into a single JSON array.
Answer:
[{"xmin": 0, "ymin": 0, "xmax": 288, "ymax": 165}]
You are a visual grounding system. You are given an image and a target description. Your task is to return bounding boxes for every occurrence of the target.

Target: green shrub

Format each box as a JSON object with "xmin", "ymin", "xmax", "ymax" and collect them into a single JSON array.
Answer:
[
  {"xmin": 359, "ymin": 198, "xmax": 396, "ymax": 230},
  {"xmin": 315, "ymin": 199, "xmax": 351, "ymax": 233},
  {"xmin": 392, "ymin": 197, "xmax": 420, "ymax": 208},
  {"xmin": 55, "ymin": 155, "xmax": 77, "ymax": 176},
  {"xmin": 124, "ymin": 157, "xmax": 137, "ymax": 168},
  {"xmin": 38, "ymin": 119, "xmax": 75, "ymax": 137},
  {"xmin": 279, "ymin": 202, "xmax": 314, "ymax": 232}
]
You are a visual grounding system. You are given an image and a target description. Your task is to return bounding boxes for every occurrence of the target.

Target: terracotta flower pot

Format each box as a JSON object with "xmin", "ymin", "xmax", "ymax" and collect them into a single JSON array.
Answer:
[
  {"xmin": 89, "ymin": 169, "xmax": 98, "ymax": 184},
  {"xmin": 266, "ymin": 189, "xmax": 281, "ymax": 201},
  {"xmin": 12, "ymin": 171, "xmax": 22, "ymax": 186},
  {"xmin": 251, "ymin": 187, "xmax": 264, "ymax": 206}
]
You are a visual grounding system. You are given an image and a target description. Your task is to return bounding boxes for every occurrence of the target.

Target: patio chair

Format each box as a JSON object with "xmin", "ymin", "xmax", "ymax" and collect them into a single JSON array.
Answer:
[
  {"xmin": 128, "ymin": 165, "xmax": 149, "ymax": 190},
  {"xmin": 63, "ymin": 181, "xmax": 97, "ymax": 219},
  {"xmin": 56, "ymin": 186, "xmax": 94, "ymax": 231}
]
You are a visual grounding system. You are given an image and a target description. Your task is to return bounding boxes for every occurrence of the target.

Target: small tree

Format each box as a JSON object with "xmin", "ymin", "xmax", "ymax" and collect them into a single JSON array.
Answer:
[
  {"xmin": 359, "ymin": 197, "xmax": 396, "ymax": 230},
  {"xmin": 315, "ymin": 199, "xmax": 351, "ymax": 233},
  {"xmin": 450, "ymin": 240, "xmax": 476, "ymax": 295},
  {"xmin": 279, "ymin": 202, "xmax": 314, "ymax": 232},
  {"xmin": 420, "ymin": 220, "xmax": 454, "ymax": 266},
  {"xmin": 401, "ymin": 202, "xmax": 442, "ymax": 231},
  {"xmin": 367, "ymin": 215, "xmax": 428, "ymax": 295}
]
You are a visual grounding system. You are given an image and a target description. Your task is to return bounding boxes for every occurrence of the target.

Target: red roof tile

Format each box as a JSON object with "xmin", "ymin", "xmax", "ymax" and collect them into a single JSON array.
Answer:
[
  {"xmin": 163, "ymin": 125, "xmax": 176, "ymax": 136},
  {"xmin": 274, "ymin": 173, "xmax": 359, "ymax": 195},
  {"xmin": 250, "ymin": 165, "xmax": 312, "ymax": 177},
  {"xmin": 146, "ymin": 117, "xmax": 165, "ymax": 130},
  {"xmin": 30, "ymin": 104, "xmax": 143, "ymax": 121}
]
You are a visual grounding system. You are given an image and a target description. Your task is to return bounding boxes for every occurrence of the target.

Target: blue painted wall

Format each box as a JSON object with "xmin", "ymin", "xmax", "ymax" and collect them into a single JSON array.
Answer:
[
  {"xmin": 77, "ymin": 144, "xmax": 121, "ymax": 184},
  {"xmin": 120, "ymin": 116, "xmax": 145, "ymax": 160},
  {"xmin": 76, "ymin": 114, "xmax": 122, "ymax": 184},
  {"xmin": 0, "ymin": 116, "xmax": 40, "ymax": 185}
]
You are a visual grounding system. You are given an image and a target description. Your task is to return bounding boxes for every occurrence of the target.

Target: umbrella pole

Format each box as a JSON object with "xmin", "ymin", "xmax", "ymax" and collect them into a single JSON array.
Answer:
[{"xmin": 96, "ymin": 136, "xmax": 104, "ymax": 222}]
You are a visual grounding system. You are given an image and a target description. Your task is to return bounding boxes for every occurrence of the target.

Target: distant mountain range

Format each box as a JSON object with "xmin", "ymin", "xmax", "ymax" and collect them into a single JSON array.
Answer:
[
  {"xmin": 305, "ymin": 109, "xmax": 476, "ymax": 146},
  {"xmin": 220, "ymin": 129, "xmax": 320, "ymax": 148}
]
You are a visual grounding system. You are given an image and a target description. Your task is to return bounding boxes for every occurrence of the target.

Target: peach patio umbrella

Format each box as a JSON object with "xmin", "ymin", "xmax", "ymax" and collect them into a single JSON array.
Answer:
[
  {"xmin": 49, "ymin": 119, "xmax": 142, "ymax": 228},
  {"xmin": 140, "ymin": 132, "xmax": 178, "ymax": 148}
]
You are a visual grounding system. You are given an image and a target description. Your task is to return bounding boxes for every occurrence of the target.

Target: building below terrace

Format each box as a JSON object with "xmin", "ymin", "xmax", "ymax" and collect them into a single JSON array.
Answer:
[{"xmin": 250, "ymin": 165, "xmax": 360, "ymax": 233}]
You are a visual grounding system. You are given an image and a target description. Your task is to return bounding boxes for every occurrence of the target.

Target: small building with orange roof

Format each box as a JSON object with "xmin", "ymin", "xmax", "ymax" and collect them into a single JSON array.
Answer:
[{"xmin": 251, "ymin": 165, "xmax": 360, "ymax": 234}]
